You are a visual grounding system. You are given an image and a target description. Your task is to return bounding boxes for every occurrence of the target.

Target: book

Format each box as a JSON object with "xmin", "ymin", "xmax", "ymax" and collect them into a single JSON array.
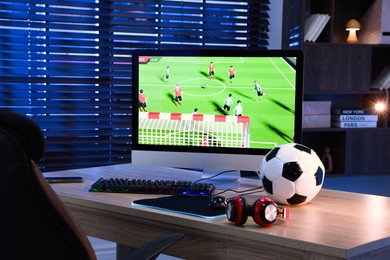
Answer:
[
  {"xmin": 304, "ymin": 14, "xmax": 322, "ymax": 42},
  {"xmin": 304, "ymin": 14, "xmax": 330, "ymax": 42},
  {"xmin": 331, "ymin": 114, "xmax": 378, "ymax": 122},
  {"xmin": 310, "ymin": 14, "xmax": 331, "ymax": 42},
  {"xmin": 331, "ymin": 108, "xmax": 376, "ymax": 115},
  {"xmin": 331, "ymin": 121, "xmax": 377, "ymax": 128},
  {"xmin": 371, "ymin": 66, "xmax": 390, "ymax": 90}
]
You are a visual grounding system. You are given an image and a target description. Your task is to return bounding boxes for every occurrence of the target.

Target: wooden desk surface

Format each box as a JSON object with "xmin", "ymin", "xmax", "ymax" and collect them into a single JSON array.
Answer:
[{"xmin": 45, "ymin": 164, "xmax": 390, "ymax": 260}]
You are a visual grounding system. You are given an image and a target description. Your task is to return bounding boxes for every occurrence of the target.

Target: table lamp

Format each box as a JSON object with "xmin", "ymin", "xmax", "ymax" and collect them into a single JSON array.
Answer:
[{"xmin": 345, "ymin": 19, "xmax": 361, "ymax": 43}]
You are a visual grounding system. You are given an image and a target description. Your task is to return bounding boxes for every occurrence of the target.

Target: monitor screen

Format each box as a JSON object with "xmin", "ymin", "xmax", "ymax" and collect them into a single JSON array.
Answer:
[{"xmin": 132, "ymin": 49, "xmax": 304, "ymax": 187}]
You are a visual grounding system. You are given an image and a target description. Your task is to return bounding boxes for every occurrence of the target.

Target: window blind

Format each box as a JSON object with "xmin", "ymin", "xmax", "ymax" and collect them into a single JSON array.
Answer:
[{"xmin": 0, "ymin": 0, "xmax": 270, "ymax": 172}]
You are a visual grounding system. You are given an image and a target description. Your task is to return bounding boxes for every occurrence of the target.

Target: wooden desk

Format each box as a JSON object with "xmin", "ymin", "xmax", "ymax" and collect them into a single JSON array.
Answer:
[{"xmin": 45, "ymin": 164, "xmax": 390, "ymax": 260}]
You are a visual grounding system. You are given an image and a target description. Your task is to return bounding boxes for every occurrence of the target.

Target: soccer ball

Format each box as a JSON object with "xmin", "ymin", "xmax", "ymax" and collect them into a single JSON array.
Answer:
[{"xmin": 259, "ymin": 143, "xmax": 325, "ymax": 205}]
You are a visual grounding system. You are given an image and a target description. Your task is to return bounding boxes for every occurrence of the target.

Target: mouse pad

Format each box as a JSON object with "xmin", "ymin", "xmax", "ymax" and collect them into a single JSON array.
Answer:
[{"xmin": 133, "ymin": 195, "xmax": 226, "ymax": 218}]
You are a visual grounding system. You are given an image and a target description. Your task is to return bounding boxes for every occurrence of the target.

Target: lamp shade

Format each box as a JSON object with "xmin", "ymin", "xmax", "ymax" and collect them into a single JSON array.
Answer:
[{"xmin": 345, "ymin": 19, "xmax": 361, "ymax": 30}]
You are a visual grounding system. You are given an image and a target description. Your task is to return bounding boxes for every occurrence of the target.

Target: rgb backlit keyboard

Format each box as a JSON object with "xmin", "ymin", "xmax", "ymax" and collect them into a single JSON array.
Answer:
[{"xmin": 89, "ymin": 178, "xmax": 215, "ymax": 196}]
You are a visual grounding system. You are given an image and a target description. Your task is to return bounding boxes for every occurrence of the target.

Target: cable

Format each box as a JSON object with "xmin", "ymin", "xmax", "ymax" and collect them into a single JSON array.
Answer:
[
  {"xmin": 192, "ymin": 169, "xmax": 238, "ymax": 184},
  {"xmin": 192, "ymin": 169, "xmax": 264, "ymax": 198},
  {"xmin": 212, "ymin": 186, "xmax": 264, "ymax": 198}
]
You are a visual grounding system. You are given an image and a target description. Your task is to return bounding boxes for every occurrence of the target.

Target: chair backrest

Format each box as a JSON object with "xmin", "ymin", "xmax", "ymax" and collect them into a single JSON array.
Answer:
[{"xmin": 0, "ymin": 109, "xmax": 96, "ymax": 260}]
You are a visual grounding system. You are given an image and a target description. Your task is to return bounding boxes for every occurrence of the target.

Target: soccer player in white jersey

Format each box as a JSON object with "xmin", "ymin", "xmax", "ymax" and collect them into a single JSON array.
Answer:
[
  {"xmin": 233, "ymin": 100, "xmax": 243, "ymax": 116},
  {"xmin": 223, "ymin": 93, "xmax": 233, "ymax": 115}
]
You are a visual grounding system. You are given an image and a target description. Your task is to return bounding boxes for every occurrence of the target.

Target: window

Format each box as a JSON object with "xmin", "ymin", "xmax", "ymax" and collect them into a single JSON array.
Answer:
[{"xmin": 0, "ymin": 0, "xmax": 270, "ymax": 171}]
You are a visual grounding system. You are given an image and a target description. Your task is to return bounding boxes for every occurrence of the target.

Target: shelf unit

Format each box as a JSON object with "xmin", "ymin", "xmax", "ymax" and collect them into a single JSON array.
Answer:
[{"xmin": 283, "ymin": 0, "xmax": 390, "ymax": 175}]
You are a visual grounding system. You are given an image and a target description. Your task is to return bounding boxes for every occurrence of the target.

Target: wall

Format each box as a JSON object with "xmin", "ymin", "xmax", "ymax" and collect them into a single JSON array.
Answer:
[{"xmin": 268, "ymin": 0, "xmax": 283, "ymax": 49}]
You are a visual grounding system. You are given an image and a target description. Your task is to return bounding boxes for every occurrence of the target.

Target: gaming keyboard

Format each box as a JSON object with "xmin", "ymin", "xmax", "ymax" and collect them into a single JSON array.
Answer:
[{"xmin": 89, "ymin": 178, "xmax": 215, "ymax": 196}]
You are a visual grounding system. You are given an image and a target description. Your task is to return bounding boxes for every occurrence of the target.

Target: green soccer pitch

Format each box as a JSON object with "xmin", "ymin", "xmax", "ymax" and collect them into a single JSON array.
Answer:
[{"xmin": 138, "ymin": 56, "xmax": 298, "ymax": 149}]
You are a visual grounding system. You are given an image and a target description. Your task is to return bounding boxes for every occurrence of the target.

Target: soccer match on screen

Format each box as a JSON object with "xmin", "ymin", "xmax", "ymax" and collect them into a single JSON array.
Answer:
[{"xmin": 137, "ymin": 55, "xmax": 298, "ymax": 149}]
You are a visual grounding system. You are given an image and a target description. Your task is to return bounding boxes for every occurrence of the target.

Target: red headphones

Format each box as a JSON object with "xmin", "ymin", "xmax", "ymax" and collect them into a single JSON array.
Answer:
[{"xmin": 226, "ymin": 196, "xmax": 289, "ymax": 227}]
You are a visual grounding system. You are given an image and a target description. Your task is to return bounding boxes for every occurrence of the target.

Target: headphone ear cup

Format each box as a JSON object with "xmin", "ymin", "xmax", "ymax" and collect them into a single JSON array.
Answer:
[
  {"xmin": 226, "ymin": 196, "xmax": 248, "ymax": 226},
  {"xmin": 251, "ymin": 197, "xmax": 278, "ymax": 227}
]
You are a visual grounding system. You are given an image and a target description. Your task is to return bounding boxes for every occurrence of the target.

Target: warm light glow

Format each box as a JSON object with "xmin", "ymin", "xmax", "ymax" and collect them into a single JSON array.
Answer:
[
  {"xmin": 346, "ymin": 29, "xmax": 359, "ymax": 43},
  {"xmin": 375, "ymin": 102, "xmax": 386, "ymax": 112},
  {"xmin": 345, "ymin": 19, "xmax": 361, "ymax": 44}
]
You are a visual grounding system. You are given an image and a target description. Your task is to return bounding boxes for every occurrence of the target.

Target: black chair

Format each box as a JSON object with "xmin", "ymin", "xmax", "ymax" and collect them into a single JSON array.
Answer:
[{"xmin": 0, "ymin": 109, "xmax": 185, "ymax": 260}]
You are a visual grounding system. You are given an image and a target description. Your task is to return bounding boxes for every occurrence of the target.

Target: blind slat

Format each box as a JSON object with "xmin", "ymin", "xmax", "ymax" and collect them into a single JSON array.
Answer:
[{"xmin": 0, "ymin": 0, "xmax": 270, "ymax": 172}]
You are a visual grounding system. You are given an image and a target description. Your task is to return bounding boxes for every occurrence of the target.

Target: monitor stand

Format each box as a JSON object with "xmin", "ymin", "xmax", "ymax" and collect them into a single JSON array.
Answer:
[{"xmin": 199, "ymin": 169, "xmax": 241, "ymax": 190}]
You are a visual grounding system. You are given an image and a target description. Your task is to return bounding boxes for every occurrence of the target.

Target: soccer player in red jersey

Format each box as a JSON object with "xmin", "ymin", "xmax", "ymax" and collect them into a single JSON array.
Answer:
[
  {"xmin": 138, "ymin": 89, "xmax": 147, "ymax": 112},
  {"xmin": 200, "ymin": 133, "xmax": 208, "ymax": 146},
  {"xmin": 229, "ymin": 65, "xmax": 235, "ymax": 83},
  {"xmin": 173, "ymin": 84, "xmax": 182, "ymax": 106},
  {"xmin": 208, "ymin": 62, "xmax": 215, "ymax": 79}
]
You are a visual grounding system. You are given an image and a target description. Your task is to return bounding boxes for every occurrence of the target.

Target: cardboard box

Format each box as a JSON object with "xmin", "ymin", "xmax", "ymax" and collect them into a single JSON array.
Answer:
[
  {"xmin": 303, "ymin": 114, "xmax": 331, "ymax": 128},
  {"xmin": 303, "ymin": 101, "xmax": 332, "ymax": 115}
]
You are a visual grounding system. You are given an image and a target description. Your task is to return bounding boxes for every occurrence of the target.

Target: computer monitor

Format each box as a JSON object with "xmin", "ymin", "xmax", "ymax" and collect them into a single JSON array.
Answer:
[{"xmin": 131, "ymin": 49, "xmax": 303, "ymax": 188}]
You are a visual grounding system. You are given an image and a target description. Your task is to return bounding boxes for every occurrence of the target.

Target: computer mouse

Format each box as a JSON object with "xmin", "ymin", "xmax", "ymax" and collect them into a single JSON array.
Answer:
[{"xmin": 208, "ymin": 195, "xmax": 227, "ymax": 209}]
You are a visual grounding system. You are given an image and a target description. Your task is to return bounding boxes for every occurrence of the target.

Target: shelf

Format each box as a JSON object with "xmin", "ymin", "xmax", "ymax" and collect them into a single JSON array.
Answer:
[
  {"xmin": 284, "ymin": 0, "xmax": 390, "ymax": 175},
  {"xmin": 303, "ymin": 0, "xmax": 379, "ymax": 44},
  {"xmin": 304, "ymin": 90, "xmax": 388, "ymax": 95},
  {"xmin": 303, "ymin": 128, "xmax": 390, "ymax": 175},
  {"xmin": 302, "ymin": 130, "xmax": 346, "ymax": 175},
  {"xmin": 303, "ymin": 127, "xmax": 390, "ymax": 132},
  {"xmin": 303, "ymin": 44, "xmax": 372, "ymax": 92}
]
